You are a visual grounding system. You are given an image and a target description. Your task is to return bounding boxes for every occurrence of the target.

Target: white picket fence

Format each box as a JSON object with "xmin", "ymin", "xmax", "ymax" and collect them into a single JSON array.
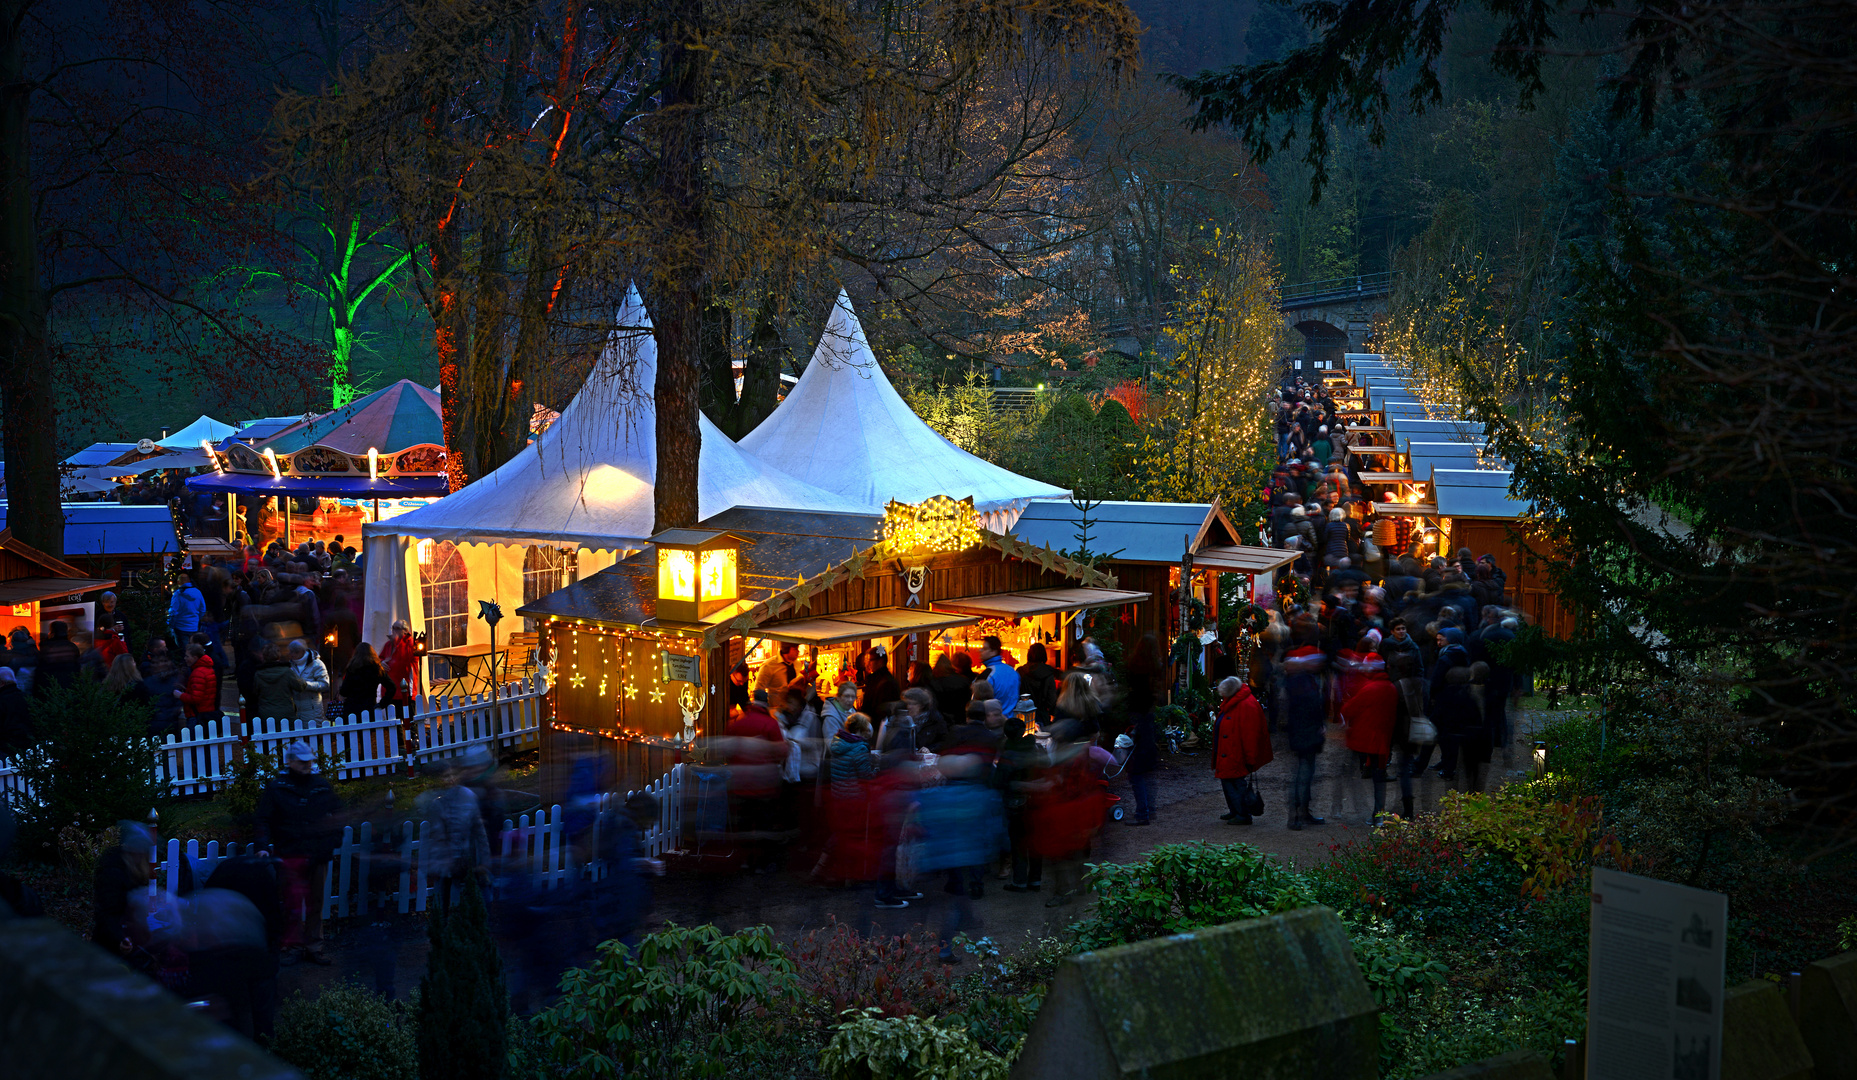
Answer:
[
  {"xmin": 153, "ymin": 764, "xmax": 686, "ymax": 921},
  {"xmin": 155, "ymin": 675, "xmax": 548, "ymax": 795},
  {"xmin": 0, "ymin": 675, "xmax": 548, "ymax": 802}
]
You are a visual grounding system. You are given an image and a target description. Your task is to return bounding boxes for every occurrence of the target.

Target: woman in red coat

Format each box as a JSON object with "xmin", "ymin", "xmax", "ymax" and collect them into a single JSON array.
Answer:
[
  {"xmin": 1211, "ymin": 676, "xmax": 1273, "ymax": 825},
  {"xmin": 175, "ymin": 643, "xmax": 220, "ymax": 725},
  {"xmin": 1340, "ymin": 661, "xmax": 1400, "ymax": 824}
]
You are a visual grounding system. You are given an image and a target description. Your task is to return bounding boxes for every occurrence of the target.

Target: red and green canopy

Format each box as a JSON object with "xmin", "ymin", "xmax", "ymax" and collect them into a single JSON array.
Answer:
[{"xmin": 262, "ymin": 380, "xmax": 443, "ymax": 456}]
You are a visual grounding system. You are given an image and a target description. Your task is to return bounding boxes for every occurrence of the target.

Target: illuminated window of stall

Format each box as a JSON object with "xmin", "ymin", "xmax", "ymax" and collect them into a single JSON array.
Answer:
[
  {"xmin": 700, "ymin": 547, "xmax": 736, "ymax": 601},
  {"xmin": 658, "ymin": 548, "xmax": 696, "ymax": 602}
]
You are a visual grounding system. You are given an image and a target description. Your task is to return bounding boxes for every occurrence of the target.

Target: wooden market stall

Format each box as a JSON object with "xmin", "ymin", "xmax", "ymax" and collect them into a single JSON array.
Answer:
[
  {"xmin": 1005, "ymin": 499, "xmax": 1294, "ymax": 652},
  {"xmin": 0, "ymin": 529, "xmax": 118, "ymax": 642},
  {"xmin": 516, "ymin": 499, "xmax": 1147, "ymax": 785}
]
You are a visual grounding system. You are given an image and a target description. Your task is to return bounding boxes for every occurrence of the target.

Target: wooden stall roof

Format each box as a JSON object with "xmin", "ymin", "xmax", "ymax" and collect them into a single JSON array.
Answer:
[
  {"xmin": 1358, "ymin": 471, "xmax": 1415, "ymax": 484},
  {"xmin": 517, "ymin": 507, "xmax": 883, "ymax": 630},
  {"xmin": 1347, "ymin": 444, "xmax": 1399, "ymax": 454},
  {"xmin": 931, "ymin": 586, "xmax": 1148, "ymax": 619},
  {"xmin": 752, "ymin": 607, "xmax": 979, "ymax": 646},
  {"xmin": 0, "ymin": 576, "xmax": 117, "ymax": 605},
  {"xmin": 1189, "ymin": 545, "xmax": 1298, "ymax": 574},
  {"xmin": 1372, "ymin": 502, "xmax": 1439, "ymax": 517},
  {"xmin": 519, "ymin": 504, "xmax": 1123, "ymax": 650},
  {"xmin": 1007, "ymin": 499, "xmax": 1242, "ymax": 566},
  {"xmin": 1346, "ymin": 425, "xmax": 1390, "ymax": 434},
  {"xmin": 0, "ymin": 528, "xmax": 117, "ymax": 603}
]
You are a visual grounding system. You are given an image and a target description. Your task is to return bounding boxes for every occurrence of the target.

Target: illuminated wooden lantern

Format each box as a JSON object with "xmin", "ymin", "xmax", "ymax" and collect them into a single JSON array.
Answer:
[{"xmin": 652, "ymin": 528, "xmax": 753, "ymax": 624}]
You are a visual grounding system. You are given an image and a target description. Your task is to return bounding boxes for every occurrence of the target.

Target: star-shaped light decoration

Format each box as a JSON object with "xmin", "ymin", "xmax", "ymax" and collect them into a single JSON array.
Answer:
[
  {"xmin": 649, "ymin": 684, "xmax": 666, "ymax": 703},
  {"xmin": 569, "ymin": 671, "xmax": 587, "ymax": 688},
  {"xmin": 624, "ymin": 682, "xmax": 638, "ymax": 700},
  {"xmin": 597, "ymin": 677, "xmax": 608, "ymax": 696}
]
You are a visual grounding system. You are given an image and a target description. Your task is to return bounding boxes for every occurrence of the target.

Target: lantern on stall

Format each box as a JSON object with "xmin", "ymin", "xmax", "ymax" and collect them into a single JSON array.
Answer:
[{"xmin": 651, "ymin": 529, "xmax": 754, "ymax": 624}]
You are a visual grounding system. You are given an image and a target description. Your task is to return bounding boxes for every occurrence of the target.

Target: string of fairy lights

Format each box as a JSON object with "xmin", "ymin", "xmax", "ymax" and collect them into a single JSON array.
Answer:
[
  {"xmin": 543, "ymin": 617, "xmax": 703, "ymax": 747},
  {"xmin": 879, "ymin": 494, "xmax": 982, "ymax": 555}
]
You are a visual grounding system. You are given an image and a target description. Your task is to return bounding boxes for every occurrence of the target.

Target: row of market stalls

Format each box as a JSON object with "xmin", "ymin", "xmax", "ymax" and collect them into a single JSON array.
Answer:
[
  {"xmin": 1324, "ymin": 354, "xmax": 1573, "ymax": 638},
  {"xmin": 345, "ymin": 287, "xmax": 1292, "ymax": 767}
]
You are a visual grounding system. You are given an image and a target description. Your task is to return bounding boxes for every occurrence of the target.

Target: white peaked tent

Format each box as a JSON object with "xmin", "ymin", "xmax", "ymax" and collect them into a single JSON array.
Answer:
[
  {"xmin": 359, "ymin": 286, "xmax": 865, "ymax": 648},
  {"xmin": 157, "ymin": 415, "xmax": 239, "ymax": 449},
  {"xmin": 739, "ymin": 291, "xmax": 1067, "ymax": 530}
]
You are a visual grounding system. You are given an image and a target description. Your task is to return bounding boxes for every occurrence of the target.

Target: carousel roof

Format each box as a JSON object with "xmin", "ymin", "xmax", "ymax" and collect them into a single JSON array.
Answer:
[
  {"xmin": 737, "ymin": 291, "xmax": 1068, "ymax": 521},
  {"xmin": 363, "ymin": 287, "xmax": 865, "ymax": 550},
  {"xmin": 262, "ymin": 381, "xmax": 444, "ymax": 456}
]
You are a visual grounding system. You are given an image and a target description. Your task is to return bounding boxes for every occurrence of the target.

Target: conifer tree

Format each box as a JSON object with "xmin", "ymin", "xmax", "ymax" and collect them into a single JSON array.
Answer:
[{"xmin": 417, "ymin": 878, "xmax": 508, "ymax": 1080}]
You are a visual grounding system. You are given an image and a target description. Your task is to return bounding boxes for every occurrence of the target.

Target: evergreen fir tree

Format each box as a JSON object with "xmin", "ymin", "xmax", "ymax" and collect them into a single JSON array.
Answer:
[{"xmin": 417, "ymin": 878, "xmax": 508, "ymax": 1080}]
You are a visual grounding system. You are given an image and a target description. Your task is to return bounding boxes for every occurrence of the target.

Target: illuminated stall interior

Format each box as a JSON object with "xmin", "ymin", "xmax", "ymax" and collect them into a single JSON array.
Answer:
[{"xmin": 517, "ymin": 498, "xmax": 1147, "ymax": 788}]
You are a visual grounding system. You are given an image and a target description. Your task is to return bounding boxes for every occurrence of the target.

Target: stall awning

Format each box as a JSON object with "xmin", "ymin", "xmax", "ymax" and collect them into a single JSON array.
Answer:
[
  {"xmin": 185, "ymin": 471, "xmax": 452, "ymax": 498},
  {"xmin": 0, "ymin": 576, "xmax": 117, "ymax": 605},
  {"xmin": 1347, "ymin": 445, "xmax": 1399, "ymax": 455},
  {"xmin": 932, "ymin": 587, "xmax": 1149, "ymax": 619},
  {"xmin": 1358, "ymin": 472, "xmax": 1415, "ymax": 484},
  {"xmin": 1347, "ymin": 425, "xmax": 1390, "ymax": 434},
  {"xmin": 1187, "ymin": 546, "xmax": 1299, "ymax": 574},
  {"xmin": 752, "ymin": 607, "xmax": 980, "ymax": 646},
  {"xmin": 1373, "ymin": 502, "xmax": 1439, "ymax": 517}
]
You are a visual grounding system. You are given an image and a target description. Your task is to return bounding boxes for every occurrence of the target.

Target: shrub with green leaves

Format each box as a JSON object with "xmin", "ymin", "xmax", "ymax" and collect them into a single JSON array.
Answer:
[
  {"xmin": 269, "ymin": 983, "xmax": 416, "ymax": 1080},
  {"xmin": 1518, "ymin": 679, "xmax": 1789, "ymax": 898},
  {"xmin": 820, "ymin": 1009, "xmax": 1010, "ymax": 1080},
  {"xmin": 538, "ymin": 923, "xmax": 799, "ymax": 1080},
  {"xmin": 6, "ymin": 678, "xmax": 165, "ymax": 856},
  {"xmin": 1072, "ymin": 841, "xmax": 1311, "ymax": 951}
]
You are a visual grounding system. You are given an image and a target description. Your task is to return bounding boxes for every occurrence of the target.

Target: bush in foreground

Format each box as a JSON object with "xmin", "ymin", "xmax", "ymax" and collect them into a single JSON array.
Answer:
[{"xmin": 270, "ymin": 984, "xmax": 415, "ymax": 1080}]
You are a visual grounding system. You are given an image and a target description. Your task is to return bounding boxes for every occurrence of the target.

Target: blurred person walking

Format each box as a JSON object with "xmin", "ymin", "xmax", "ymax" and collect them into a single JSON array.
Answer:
[{"xmin": 254, "ymin": 740, "xmax": 341, "ymax": 966}]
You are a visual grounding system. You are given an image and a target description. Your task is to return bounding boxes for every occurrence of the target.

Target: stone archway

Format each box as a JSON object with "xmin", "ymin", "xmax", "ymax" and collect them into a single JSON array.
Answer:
[{"xmin": 1292, "ymin": 318, "xmax": 1350, "ymax": 371}]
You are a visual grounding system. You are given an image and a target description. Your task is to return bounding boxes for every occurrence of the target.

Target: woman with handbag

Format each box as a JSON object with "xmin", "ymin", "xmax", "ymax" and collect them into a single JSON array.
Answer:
[
  {"xmin": 1390, "ymin": 652, "xmax": 1434, "ymax": 819},
  {"xmin": 1211, "ymin": 676, "xmax": 1273, "ymax": 825}
]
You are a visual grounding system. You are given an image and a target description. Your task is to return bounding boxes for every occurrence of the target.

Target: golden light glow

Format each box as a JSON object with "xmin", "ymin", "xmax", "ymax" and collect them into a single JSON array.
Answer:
[
  {"xmin": 368, "ymin": 447, "xmax": 379, "ymax": 480},
  {"xmin": 262, "ymin": 447, "xmax": 281, "ymax": 479},
  {"xmin": 416, "ymin": 538, "xmax": 434, "ymax": 565},
  {"xmin": 659, "ymin": 548, "xmax": 697, "ymax": 601},
  {"xmin": 201, "ymin": 440, "xmax": 221, "ymax": 474},
  {"xmin": 699, "ymin": 547, "xmax": 736, "ymax": 601},
  {"xmin": 881, "ymin": 494, "xmax": 981, "ymax": 554}
]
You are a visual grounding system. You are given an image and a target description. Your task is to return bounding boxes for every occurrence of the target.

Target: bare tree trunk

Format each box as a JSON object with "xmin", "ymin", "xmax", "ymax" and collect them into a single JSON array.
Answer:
[
  {"xmin": 0, "ymin": 1, "xmax": 60, "ymax": 555},
  {"xmin": 697, "ymin": 281, "xmax": 735, "ymax": 432},
  {"xmin": 651, "ymin": 0, "xmax": 707, "ymax": 532},
  {"xmin": 733, "ymin": 291, "xmax": 786, "ymax": 438}
]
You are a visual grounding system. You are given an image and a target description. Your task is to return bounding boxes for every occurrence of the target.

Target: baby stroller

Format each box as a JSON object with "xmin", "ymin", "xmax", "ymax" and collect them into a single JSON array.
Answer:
[{"xmin": 1102, "ymin": 734, "xmax": 1135, "ymax": 823}]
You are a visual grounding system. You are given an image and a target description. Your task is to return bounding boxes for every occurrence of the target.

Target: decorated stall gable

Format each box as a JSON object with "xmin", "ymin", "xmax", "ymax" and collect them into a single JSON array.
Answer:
[{"xmin": 693, "ymin": 525, "xmax": 1119, "ymax": 650}]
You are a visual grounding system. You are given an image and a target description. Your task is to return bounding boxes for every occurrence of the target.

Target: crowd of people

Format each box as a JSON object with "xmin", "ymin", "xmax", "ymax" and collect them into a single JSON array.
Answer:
[
  {"xmin": 706, "ymin": 631, "xmax": 1164, "ymax": 962},
  {"xmin": 1233, "ymin": 375, "xmax": 1529, "ymax": 828},
  {"xmin": 18, "ymin": 734, "xmax": 661, "ymax": 1037},
  {"xmin": 0, "ymin": 536, "xmax": 420, "ymax": 755}
]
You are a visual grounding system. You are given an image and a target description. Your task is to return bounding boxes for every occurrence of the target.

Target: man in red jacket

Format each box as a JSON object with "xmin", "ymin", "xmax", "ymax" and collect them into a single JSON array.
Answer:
[
  {"xmin": 726, "ymin": 694, "xmax": 788, "ymax": 873},
  {"xmin": 1341, "ymin": 663, "xmax": 1400, "ymax": 824},
  {"xmin": 1211, "ymin": 676, "xmax": 1273, "ymax": 825}
]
